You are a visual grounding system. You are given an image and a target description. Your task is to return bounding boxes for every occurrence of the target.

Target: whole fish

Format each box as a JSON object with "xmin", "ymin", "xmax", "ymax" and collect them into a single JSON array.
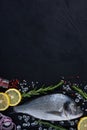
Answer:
[{"xmin": 14, "ymin": 93, "xmax": 83, "ymax": 121}]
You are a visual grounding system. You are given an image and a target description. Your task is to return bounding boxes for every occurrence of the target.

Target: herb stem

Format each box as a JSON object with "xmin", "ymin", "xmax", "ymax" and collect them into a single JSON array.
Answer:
[
  {"xmin": 37, "ymin": 120, "xmax": 67, "ymax": 130},
  {"xmin": 22, "ymin": 80, "xmax": 64, "ymax": 98},
  {"xmin": 72, "ymin": 85, "xmax": 87, "ymax": 99}
]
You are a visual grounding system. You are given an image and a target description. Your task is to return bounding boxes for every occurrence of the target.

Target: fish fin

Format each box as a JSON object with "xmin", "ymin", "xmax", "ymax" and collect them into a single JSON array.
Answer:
[{"xmin": 46, "ymin": 111, "xmax": 62, "ymax": 116}]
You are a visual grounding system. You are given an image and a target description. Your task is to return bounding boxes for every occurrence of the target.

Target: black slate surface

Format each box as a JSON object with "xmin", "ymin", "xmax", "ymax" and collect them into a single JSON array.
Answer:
[{"xmin": 0, "ymin": 0, "xmax": 87, "ymax": 83}]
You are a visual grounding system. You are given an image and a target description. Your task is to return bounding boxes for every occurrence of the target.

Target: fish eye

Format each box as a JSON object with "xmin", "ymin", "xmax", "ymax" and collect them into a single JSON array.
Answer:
[
  {"xmin": 64, "ymin": 101, "xmax": 70, "ymax": 111},
  {"xmin": 64, "ymin": 101, "xmax": 76, "ymax": 113}
]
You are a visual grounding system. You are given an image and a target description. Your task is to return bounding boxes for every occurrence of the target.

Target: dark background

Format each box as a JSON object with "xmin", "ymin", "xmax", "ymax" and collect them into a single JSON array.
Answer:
[{"xmin": 0, "ymin": 0, "xmax": 87, "ymax": 84}]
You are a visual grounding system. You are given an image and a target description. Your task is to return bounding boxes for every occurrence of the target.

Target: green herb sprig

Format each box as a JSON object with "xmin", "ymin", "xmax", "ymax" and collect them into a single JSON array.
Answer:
[
  {"xmin": 72, "ymin": 85, "xmax": 87, "ymax": 99},
  {"xmin": 22, "ymin": 80, "xmax": 64, "ymax": 98},
  {"xmin": 37, "ymin": 120, "xmax": 67, "ymax": 130}
]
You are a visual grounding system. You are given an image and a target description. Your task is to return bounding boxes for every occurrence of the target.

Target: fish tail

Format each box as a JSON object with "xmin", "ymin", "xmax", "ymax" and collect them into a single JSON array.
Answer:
[{"xmin": 13, "ymin": 106, "xmax": 19, "ymax": 113}]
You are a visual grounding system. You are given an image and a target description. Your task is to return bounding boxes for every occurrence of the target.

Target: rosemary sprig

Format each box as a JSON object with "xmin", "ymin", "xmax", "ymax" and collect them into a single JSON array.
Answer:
[
  {"xmin": 37, "ymin": 120, "xmax": 67, "ymax": 130},
  {"xmin": 22, "ymin": 80, "xmax": 64, "ymax": 98},
  {"xmin": 72, "ymin": 85, "xmax": 87, "ymax": 99}
]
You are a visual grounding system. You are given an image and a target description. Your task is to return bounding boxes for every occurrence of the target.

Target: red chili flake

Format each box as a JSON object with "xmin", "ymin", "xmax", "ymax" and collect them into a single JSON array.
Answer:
[
  {"xmin": 8, "ymin": 79, "xmax": 19, "ymax": 88},
  {"xmin": 64, "ymin": 80, "xmax": 67, "ymax": 84},
  {"xmin": 71, "ymin": 93, "xmax": 75, "ymax": 97},
  {"xmin": 76, "ymin": 76, "xmax": 80, "ymax": 79}
]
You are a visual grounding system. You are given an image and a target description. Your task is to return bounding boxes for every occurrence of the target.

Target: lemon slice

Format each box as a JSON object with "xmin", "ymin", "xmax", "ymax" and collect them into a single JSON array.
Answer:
[
  {"xmin": 0, "ymin": 93, "xmax": 10, "ymax": 111},
  {"xmin": 5, "ymin": 88, "xmax": 22, "ymax": 106},
  {"xmin": 78, "ymin": 117, "xmax": 87, "ymax": 130}
]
